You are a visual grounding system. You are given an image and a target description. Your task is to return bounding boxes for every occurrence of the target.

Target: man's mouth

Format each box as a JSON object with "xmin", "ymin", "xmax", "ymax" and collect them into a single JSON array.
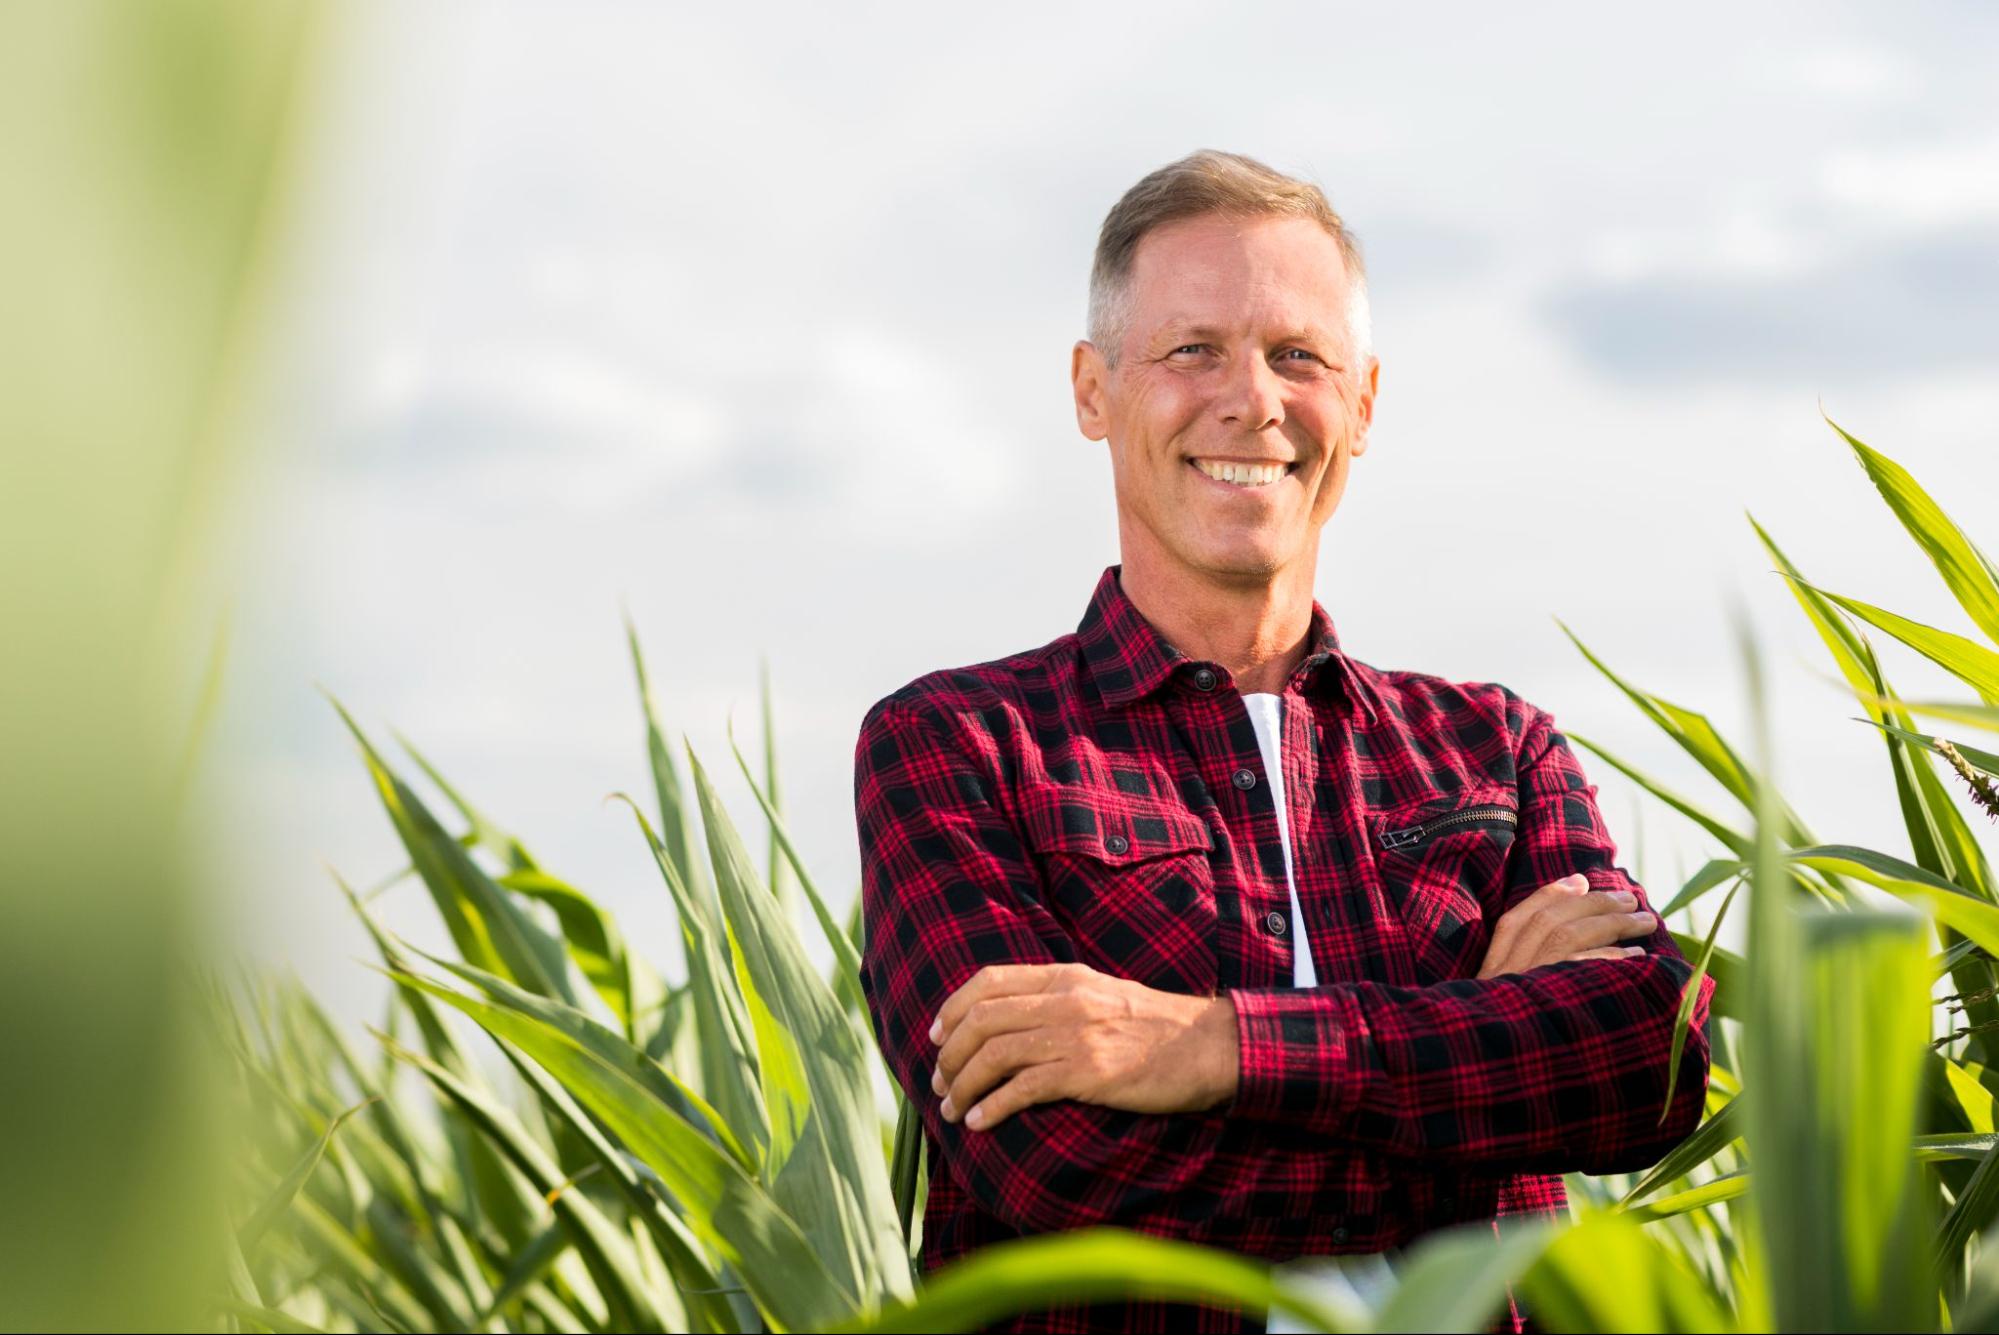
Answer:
[{"xmin": 1188, "ymin": 458, "xmax": 1296, "ymax": 489}]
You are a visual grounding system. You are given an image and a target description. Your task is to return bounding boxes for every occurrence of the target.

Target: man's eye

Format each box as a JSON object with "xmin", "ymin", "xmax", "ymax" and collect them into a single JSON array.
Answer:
[
  {"xmin": 1277, "ymin": 348, "xmax": 1321, "ymax": 363},
  {"xmin": 1171, "ymin": 344, "xmax": 1208, "ymax": 356}
]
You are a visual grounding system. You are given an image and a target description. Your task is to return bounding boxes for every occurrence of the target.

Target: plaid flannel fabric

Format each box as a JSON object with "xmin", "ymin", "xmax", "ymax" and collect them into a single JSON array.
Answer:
[{"xmin": 854, "ymin": 564, "xmax": 1713, "ymax": 1333}]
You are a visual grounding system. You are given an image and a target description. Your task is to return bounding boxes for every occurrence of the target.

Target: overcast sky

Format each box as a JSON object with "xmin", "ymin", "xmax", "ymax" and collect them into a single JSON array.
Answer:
[{"xmin": 206, "ymin": 1, "xmax": 1999, "ymax": 1024}]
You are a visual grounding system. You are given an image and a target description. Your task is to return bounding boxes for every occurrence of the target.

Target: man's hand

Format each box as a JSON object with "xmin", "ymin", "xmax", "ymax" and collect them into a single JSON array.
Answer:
[
  {"xmin": 927, "ymin": 962, "xmax": 1238, "ymax": 1132},
  {"xmin": 1477, "ymin": 873, "xmax": 1658, "ymax": 979}
]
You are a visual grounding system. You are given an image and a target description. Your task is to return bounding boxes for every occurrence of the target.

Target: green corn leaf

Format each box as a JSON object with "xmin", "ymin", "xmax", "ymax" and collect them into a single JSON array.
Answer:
[
  {"xmin": 609, "ymin": 792, "xmax": 769, "ymax": 1164},
  {"xmin": 396, "ymin": 733, "xmax": 536, "ymax": 872},
  {"xmin": 1792, "ymin": 846, "xmax": 1999, "ymax": 957},
  {"xmin": 1560, "ymin": 621, "xmax": 1813, "ymax": 843},
  {"xmin": 1893, "ymin": 700, "xmax": 1999, "ymax": 736},
  {"xmin": 1668, "ymin": 934, "xmax": 1745, "ymax": 1021},
  {"xmin": 326, "ymin": 695, "xmax": 573, "ymax": 1002},
  {"xmin": 726, "ymin": 713, "xmax": 864, "ymax": 990},
  {"xmin": 1663, "ymin": 876, "xmax": 1739, "ymax": 1123},
  {"xmin": 238, "ymin": 1097, "xmax": 378, "ymax": 1254},
  {"xmin": 1915, "ymin": 1132, "xmax": 1999, "ymax": 1160},
  {"xmin": 1520, "ymin": 1208, "xmax": 1735, "ymax": 1330},
  {"xmin": 625, "ymin": 613, "xmax": 719, "ymax": 926},
  {"xmin": 830, "ymin": 1227, "xmax": 1361, "ymax": 1334},
  {"xmin": 1619, "ymin": 1097, "xmax": 1743, "ymax": 1207},
  {"xmin": 759, "ymin": 655, "xmax": 794, "ymax": 916},
  {"xmin": 689, "ymin": 744, "xmax": 914, "ymax": 1306},
  {"xmin": 478, "ymin": 1217, "xmax": 571, "ymax": 1324},
  {"xmin": 372, "ymin": 1030, "xmax": 676, "ymax": 1333},
  {"xmin": 1849, "ymin": 698, "xmax": 1999, "ymax": 1075},
  {"xmin": 486, "ymin": 1040, "xmax": 742, "ymax": 1334},
  {"xmin": 1869, "ymin": 720, "xmax": 1999, "ymax": 778},
  {"xmin": 287, "ymin": 1192, "xmax": 434, "ymax": 1333},
  {"xmin": 1370, "ymin": 1219, "xmax": 1561, "ymax": 1333},
  {"xmin": 1793, "ymin": 581, "xmax": 1999, "ymax": 705},
  {"xmin": 1660, "ymin": 858, "xmax": 1747, "ymax": 920},
  {"xmin": 1940, "ymin": 1061, "xmax": 1997, "ymax": 1135},
  {"xmin": 498, "ymin": 867, "xmax": 667, "ymax": 1044},
  {"xmin": 336, "ymin": 872, "xmax": 476, "ymax": 1073},
  {"xmin": 1753, "ymin": 902, "xmax": 1937, "ymax": 1330},
  {"xmin": 214, "ymin": 1297, "xmax": 335, "ymax": 1334},
  {"xmin": 358, "ymin": 1189, "xmax": 478, "ymax": 1333},
  {"xmin": 1829, "ymin": 417, "xmax": 1999, "ymax": 647},
  {"xmin": 1754, "ymin": 519, "xmax": 1975, "ymax": 890},
  {"xmin": 420, "ymin": 954, "xmax": 752, "ymax": 1172},
  {"xmin": 387, "ymin": 969, "xmax": 854, "ymax": 1331},
  {"xmin": 1939, "ymin": 1142, "xmax": 1999, "ymax": 1289},
  {"xmin": 1622, "ymin": 1170, "xmax": 1748, "ymax": 1223},
  {"xmin": 889, "ymin": 1096, "xmax": 923, "ymax": 1255}
]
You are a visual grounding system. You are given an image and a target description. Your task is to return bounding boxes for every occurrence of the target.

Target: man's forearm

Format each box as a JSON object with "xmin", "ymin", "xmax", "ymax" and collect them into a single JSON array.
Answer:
[{"xmin": 1223, "ymin": 954, "xmax": 1712, "ymax": 1174}]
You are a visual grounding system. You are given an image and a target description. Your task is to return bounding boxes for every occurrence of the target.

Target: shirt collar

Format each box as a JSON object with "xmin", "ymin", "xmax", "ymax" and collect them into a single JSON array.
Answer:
[{"xmin": 1075, "ymin": 563, "xmax": 1378, "ymax": 723}]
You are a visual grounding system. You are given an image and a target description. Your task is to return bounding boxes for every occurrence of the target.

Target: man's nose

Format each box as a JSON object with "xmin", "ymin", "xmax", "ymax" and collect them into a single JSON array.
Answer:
[{"xmin": 1217, "ymin": 351, "xmax": 1285, "ymax": 432}]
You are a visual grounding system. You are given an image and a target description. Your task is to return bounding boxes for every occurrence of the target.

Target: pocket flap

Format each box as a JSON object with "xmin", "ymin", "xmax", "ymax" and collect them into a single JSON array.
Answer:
[{"xmin": 1014, "ymin": 785, "xmax": 1214, "ymax": 865}]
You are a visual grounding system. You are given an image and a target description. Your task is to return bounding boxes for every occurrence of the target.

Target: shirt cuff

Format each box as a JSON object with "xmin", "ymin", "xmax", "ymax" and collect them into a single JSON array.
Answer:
[{"xmin": 1224, "ymin": 985, "xmax": 1367, "ymax": 1131}]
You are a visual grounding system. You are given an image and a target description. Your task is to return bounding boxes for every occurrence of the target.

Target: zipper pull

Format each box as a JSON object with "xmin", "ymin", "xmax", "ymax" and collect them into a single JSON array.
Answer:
[{"xmin": 1380, "ymin": 826, "xmax": 1424, "ymax": 850}]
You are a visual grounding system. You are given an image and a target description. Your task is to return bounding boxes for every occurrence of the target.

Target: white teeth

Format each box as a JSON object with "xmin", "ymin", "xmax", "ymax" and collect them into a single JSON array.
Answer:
[{"xmin": 1194, "ymin": 459, "xmax": 1288, "ymax": 487}]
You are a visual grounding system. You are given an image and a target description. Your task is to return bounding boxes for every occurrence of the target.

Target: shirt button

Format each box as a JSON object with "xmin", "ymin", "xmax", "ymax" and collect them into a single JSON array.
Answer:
[
  {"xmin": 1264, "ymin": 910, "xmax": 1288, "ymax": 936},
  {"xmin": 1192, "ymin": 667, "xmax": 1218, "ymax": 691},
  {"xmin": 1331, "ymin": 1226, "xmax": 1349, "ymax": 1244},
  {"xmin": 1232, "ymin": 768, "xmax": 1257, "ymax": 790},
  {"xmin": 1104, "ymin": 834, "xmax": 1130, "ymax": 855}
]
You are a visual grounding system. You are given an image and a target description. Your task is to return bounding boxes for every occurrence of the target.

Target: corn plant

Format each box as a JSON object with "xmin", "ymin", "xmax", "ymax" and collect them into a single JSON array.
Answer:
[{"xmin": 210, "ymin": 419, "xmax": 1999, "ymax": 1333}]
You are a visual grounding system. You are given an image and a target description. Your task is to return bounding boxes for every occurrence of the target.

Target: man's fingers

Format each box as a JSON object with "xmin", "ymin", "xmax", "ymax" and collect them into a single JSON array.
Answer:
[
  {"xmin": 932, "ymin": 993, "xmax": 1066, "ymax": 1093},
  {"xmin": 1503, "ymin": 877, "xmax": 1615, "ymax": 969},
  {"xmin": 1548, "ymin": 909, "xmax": 1659, "ymax": 955},
  {"xmin": 1485, "ymin": 874, "xmax": 1587, "ymax": 963},
  {"xmin": 941, "ymin": 1030, "xmax": 1055, "ymax": 1123},
  {"xmin": 930, "ymin": 962, "xmax": 1073, "ymax": 1044},
  {"xmin": 1564, "ymin": 946, "xmax": 1647, "ymax": 962},
  {"xmin": 960, "ymin": 1060, "xmax": 1067, "ymax": 1132}
]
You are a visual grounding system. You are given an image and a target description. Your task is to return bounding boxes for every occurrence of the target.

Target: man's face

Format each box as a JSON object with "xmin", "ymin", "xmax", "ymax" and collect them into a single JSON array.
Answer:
[{"xmin": 1072, "ymin": 212, "xmax": 1379, "ymax": 584}]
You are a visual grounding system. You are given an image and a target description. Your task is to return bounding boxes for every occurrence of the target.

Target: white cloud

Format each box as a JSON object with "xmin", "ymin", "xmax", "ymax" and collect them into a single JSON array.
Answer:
[
  {"xmin": 1820, "ymin": 136, "xmax": 1999, "ymax": 229},
  {"xmin": 1779, "ymin": 48, "xmax": 1920, "ymax": 100}
]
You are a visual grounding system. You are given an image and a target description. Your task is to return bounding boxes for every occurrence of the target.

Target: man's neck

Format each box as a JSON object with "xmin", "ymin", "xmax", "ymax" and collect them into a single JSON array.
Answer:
[{"xmin": 1116, "ymin": 552, "xmax": 1318, "ymax": 696}]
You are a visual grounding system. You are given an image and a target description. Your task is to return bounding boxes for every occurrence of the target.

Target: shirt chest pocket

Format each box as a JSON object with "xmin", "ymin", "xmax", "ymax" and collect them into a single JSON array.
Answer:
[
  {"xmin": 1014, "ymin": 785, "xmax": 1219, "ymax": 996},
  {"xmin": 1370, "ymin": 784, "xmax": 1519, "ymax": 983}
]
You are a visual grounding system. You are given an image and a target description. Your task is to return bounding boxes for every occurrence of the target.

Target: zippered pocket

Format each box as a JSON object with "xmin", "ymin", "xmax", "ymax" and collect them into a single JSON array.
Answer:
[
  {"xmin": 1379, "ymin": 804, "xmax": 1518, "ymax": 851},
  {"xmin": 1372, "ymin": 791, "xmax": 1519, "ymax": 983}
]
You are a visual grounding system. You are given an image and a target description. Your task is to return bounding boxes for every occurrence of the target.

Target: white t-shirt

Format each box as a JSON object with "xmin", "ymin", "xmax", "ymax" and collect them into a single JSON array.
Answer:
[
  {"xmin": 1244, "ymin": 696, "xmax": 1398, "ymax": 1328},
  {"xmin": 1239, "ymin": 692, "xmax": 1317, "ymax": 988}
]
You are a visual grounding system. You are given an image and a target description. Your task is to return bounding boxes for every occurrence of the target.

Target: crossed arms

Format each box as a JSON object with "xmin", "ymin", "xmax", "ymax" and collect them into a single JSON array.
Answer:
[{"xmin": 853, "ymin": 693, "xmax": 1714, "ymax": 1236}]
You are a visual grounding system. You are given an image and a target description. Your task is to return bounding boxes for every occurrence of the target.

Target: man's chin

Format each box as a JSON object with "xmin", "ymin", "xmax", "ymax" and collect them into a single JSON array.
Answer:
[{"xmin": 1175, "ymin": 541, "xmax": 1291, "ymax": 584}]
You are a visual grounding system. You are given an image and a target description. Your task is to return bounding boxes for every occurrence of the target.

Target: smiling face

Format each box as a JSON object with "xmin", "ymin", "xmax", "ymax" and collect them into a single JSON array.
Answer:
[{"xmin": 1072, "ymin": 212, "xmax": 1379, "ymax": 587}]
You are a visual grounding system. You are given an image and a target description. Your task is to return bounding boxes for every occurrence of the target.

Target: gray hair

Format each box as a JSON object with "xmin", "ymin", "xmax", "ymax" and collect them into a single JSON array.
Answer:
[{"xmin": 1087, "ymin": 149, "xmax": 1371, "ymax": 373}]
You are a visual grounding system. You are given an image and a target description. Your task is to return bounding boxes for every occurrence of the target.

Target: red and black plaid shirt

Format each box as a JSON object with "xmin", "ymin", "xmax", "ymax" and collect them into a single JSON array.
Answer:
[{"xmin": 854, "ymin": 564, "xmax": 1713, "ymax": 1333}]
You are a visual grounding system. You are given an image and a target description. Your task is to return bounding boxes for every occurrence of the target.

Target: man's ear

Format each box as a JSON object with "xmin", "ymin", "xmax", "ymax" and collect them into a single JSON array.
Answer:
[
  {"xmin": 1072, "ymin": 340, "xmax": 1110, "ymax": 442},
  {"xmin": 1347, "ymin": 355, "xmax": 1380, "ymax": 459}
]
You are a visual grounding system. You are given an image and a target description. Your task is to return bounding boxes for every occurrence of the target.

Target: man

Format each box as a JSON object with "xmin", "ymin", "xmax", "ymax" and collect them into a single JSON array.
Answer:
[{"xmin": 852, "ymin": 149, "xmax": 1712, "ymax": 1334}]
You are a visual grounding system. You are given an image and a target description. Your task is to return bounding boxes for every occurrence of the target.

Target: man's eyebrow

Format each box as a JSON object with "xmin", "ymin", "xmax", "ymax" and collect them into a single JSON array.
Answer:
[{"xmin": 1153, "ymin": 322, "xmax": 1340, "ymax": 349}]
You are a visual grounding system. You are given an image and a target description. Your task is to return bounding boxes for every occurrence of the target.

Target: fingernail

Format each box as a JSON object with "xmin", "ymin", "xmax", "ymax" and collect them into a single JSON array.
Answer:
[
  {"xmin": 931, "ymin": 1067, "xmax": 945, "ymax": 1095},
  {"xmin": 1613, "ymin": 890, "xmax": 1637, "ymax": 906},
  {"xmin": 929, "ymin": 1017, "xmax": 943, "ymax": 1043},
  {"xmin": 940, "ymin": 1095, "xmax": 956, "ymax": 1121},
  {"xmin": 966, "ymin": 1105, "xmax": 985, "ymax": 1129},
  {"xmin": 1624, "ymin": 946, "xmax": 1644, "ymax": 956},
  {"xmin": 1566, "ymin": 874, "xmax": 1589, "ymax": 889}
]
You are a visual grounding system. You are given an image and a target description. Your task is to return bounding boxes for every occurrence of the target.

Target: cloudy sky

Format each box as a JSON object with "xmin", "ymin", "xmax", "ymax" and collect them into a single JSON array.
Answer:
[{"xmin": 207, "ymin": 1, "xmax": 1999, "ymax": 1024}]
